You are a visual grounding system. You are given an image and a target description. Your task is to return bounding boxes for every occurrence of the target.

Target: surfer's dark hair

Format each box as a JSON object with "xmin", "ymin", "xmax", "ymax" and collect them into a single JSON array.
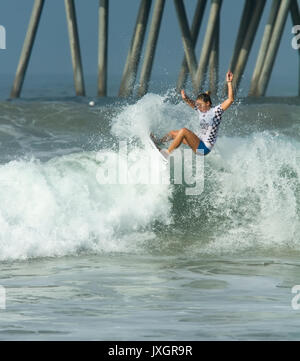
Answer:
[{"xmin": 196, "ymin": 91, "xmax": 212, "ymax": 105}]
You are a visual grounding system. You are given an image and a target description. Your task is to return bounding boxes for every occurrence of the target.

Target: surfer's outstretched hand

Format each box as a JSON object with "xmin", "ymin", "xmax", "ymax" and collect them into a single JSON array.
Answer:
[
  {"xmin": 181, "ymin": 89, "xmax": 187, "ymax": 99},
  {"xmin": 226, "ymin": 71, "xmax": 233, "ymax": 82}
]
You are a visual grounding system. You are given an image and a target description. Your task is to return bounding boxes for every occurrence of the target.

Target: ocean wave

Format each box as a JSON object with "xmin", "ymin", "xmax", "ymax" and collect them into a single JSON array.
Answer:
[{"xmin": 0, "ymin": 94, "xmax": 300, "ymax": 260}]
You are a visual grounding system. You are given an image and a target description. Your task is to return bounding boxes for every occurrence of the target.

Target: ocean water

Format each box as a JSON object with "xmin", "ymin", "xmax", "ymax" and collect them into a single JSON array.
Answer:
[{"xmin": 0, "ymin": 83, "xmax": 300, "ymax": 340}]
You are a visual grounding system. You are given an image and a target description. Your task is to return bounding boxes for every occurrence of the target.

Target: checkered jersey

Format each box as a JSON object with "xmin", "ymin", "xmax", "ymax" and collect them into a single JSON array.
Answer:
[{"xmin": 195, "ymin": 104, "xmax": 224, "ymax": 148}]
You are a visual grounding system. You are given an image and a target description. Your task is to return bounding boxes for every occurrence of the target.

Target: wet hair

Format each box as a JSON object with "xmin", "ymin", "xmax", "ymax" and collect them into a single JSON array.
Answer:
[{"xmin": 196, "ymin": 91, "xmax": 212, "ymax": 106}]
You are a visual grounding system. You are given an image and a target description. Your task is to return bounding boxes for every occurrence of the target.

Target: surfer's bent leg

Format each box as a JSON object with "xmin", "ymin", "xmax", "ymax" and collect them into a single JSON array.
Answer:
[
  {"xmin": 160, "ymin": 131, "xmax": 176, "ymax": 143},
  {"xmin": 167, "ymin": 128, "xmax": 200, "ymax": 154},
  {"xmin": 161, "ymin": 130, "xmax": 189, "ymax": 146}
]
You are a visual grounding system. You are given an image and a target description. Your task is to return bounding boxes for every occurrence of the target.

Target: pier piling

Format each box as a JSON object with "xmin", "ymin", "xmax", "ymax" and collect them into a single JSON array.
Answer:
[
  {"xmin": 10, "ymin": 0, "xmax": 45, "ymax": 99},
  {"xmin": 232, "ymin": 0, "xmax": 266, "ymax": 92},
  {"xmin": 176, "ymin": 0, "xmax": 207, "ymax": 92},
  {"xmin": 64, "ymin": 0, "xmax": 85, "ymax": 96},
  {"xmin": 174, "ymin": 0, "xmax": 198, "ymax": 91},
  {"xmin": 98, "ymin": 0, "xmax": 109, "ymax": 97},
  {"xmin": 249, "ymin": 0, "xmax": 281, "ymax": 96},
  {"xmin": 228, "ymin": 0, "xmax": 254, "ymax": 76},
  {"xmin": 209, "ymin": 10, "xmax": 219, "ymax": 95},
  {"xmin": 119, "ymin": 0, "xmax": 152, "ymax": 98},
  {"xmin": 256, "ymin": 0, "xmax": 292, "ymax": 96},
  {"xmin": 195, "ymin": 0, "xmax": 223, "ymax": 94},
  {"xmin": 138, "ymin": 0, "xmax": 166, "ymax": 97}
]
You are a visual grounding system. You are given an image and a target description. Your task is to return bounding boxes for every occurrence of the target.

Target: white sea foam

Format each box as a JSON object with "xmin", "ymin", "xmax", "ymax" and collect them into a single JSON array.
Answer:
[
  {"xmin": 0, "ymin": 150, "xmax": 172, "ymax": 261},
  {"xmin": 197, "ymin": 132, "xmax": 300, "ymax": 255}
]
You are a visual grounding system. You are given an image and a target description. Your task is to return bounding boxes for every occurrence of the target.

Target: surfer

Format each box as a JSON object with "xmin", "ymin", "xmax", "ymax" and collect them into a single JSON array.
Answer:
[{"xmin": 157, "ymin": 71, "xmax": 234, "ymax": 159}]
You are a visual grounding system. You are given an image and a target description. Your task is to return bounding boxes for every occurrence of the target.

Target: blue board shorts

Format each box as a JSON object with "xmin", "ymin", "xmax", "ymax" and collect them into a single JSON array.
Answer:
[{"xmin": 196, "ymin": 140, "xmax": 211, "ymax": 155}]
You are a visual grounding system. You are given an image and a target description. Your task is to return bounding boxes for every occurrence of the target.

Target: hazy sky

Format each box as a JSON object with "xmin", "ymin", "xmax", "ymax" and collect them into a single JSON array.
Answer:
[{"xmin": 0, "ymin": 0, "xmax": 299, "ymax": 95}]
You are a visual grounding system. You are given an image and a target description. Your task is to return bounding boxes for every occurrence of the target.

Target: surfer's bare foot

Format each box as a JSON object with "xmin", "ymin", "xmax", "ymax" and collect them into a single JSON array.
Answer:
[
  {"xmin": 150, "ymin": 132, "xmax": 160, "ymax": 144},
  {"xmin": 160, "ymin": 134, "xmax": 172, "ymax": 143},
  {"xmin": 150, "ymin": 132, "xmax": 157, "ymax": 139}
]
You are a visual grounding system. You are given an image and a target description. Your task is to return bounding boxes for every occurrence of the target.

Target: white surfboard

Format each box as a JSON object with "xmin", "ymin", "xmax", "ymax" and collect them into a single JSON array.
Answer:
[{"xmin": 148, "ymin": 134, "xmax": 168, "ymax": 164}]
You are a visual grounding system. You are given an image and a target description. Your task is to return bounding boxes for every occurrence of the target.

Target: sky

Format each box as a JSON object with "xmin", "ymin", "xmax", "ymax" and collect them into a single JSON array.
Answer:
[{"xmin": 0, "ymin": 0, "xmax": 299, "ymax": 96}]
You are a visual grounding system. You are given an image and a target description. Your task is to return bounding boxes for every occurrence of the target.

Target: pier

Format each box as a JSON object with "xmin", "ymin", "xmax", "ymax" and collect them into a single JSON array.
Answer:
[{"xmin": 10, "ymin": 0, "xmax": 300, "ymax": 99}]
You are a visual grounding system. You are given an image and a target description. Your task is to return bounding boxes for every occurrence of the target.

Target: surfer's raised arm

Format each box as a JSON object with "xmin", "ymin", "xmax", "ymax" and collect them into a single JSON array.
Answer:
[
  {"xmin": 221, "ymin": 71, "xmax": 234, "ymax": 111},
  {"xmin": 181, "ymin": 89, "xmax": 196, "ymax": 109}
]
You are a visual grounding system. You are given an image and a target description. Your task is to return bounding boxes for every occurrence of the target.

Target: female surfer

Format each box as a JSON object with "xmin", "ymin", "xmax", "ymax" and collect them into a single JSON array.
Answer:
[{"xmin": 157, "ymin": 71, "xmax": 234, "ymax": 159}]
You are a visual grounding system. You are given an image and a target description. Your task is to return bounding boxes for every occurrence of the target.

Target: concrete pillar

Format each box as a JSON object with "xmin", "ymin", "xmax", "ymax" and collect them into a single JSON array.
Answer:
[
  {"xmin": 195, "ymin": 0, "xmax": 223, "ymax": 94},
  {"xmin": 232, "ymin": 0, "xmax": 266, "ymax": 92},
  {"xmin": 65, "ymin": 0, "xmax": 85, "ymax": 96},
  {"xmin": 209, "ymin": 11, "xmax": 219, "ymax": 95},
  {"xmin": 138, "ymin": 0, "xmax": 165, "ymax": 97},
  {"xmin": 119, "ymin": 0, "xmax": 152, "ymax": 98},
  {"xmin": 10, "ymin": 0, "xmax": 45, "ymax": 98},
  {"xmin": 228, "ymin": 0, "xmax": 254, "ymax": 74},
  {"xmin": 249, "ymin": 0, "xmax": 281, "ymax": 96},
  {"xmin": 256, "ymin": 0, "xmax": 292, "ymax": 96},
  {"xmin": 173, "ymin": 0, "xmax": 198, "ymax": 90},
  {"xmin": 98, "ymin": 0, "xmax": 109, "ymax": 97},
  {"xmin": 176, "ymin": 0, "xmax": 207, "ymax": 91}
]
